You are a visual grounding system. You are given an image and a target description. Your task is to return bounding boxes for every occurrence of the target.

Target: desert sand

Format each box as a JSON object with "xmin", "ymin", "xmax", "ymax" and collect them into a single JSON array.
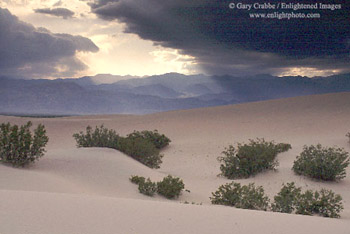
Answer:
[{"xmin": 1, "ymin": 92, "xmax": 350, "ymax": 234}]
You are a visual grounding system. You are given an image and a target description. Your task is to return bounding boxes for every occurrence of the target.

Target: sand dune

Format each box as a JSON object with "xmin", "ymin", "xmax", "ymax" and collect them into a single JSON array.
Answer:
[
  {"xmin": 1, "ymin": 190, "xmax": 349, "ymax": 234},
  {"xmin": 1, "ymin": 92, "xmax": 350, "ymax": 233}
]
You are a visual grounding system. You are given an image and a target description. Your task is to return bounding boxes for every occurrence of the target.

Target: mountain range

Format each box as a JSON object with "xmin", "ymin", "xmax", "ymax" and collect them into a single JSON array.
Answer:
[{"xmin": 1, "ymin": 73, "xmax": 350, "ymax": 115}]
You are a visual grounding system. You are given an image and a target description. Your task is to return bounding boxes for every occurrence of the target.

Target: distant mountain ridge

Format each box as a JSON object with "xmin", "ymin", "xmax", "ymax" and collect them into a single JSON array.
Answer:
[{"xmin": 0, "ymin": 73, "xmax": 349, "ymax": 115}]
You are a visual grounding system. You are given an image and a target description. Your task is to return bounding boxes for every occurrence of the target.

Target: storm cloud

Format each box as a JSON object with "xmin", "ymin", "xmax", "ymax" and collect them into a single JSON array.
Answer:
[
  {"xmin": 0, "ymin": 8, "xmax": 98, "ymax": 78},
  {"xmin": 90, "ymin": 0, "xmax": 350, "ymax": 76},
  {"xmin": 34, "ymin": 7, "xmax": 75, "ymax": 19}
]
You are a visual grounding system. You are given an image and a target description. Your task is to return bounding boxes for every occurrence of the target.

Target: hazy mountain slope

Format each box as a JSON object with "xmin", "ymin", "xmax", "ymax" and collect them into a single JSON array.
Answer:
[
  {"xmin": 0, "ymin": 73, "xmax": 349, "ymax": 115},
  {"xmin": 0, "ymin": 78, "xmax": 228, "ymax": 115}
]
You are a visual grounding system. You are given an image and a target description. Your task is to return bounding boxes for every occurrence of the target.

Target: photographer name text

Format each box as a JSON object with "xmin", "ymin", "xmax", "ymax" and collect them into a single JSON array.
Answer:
[{"xmin": 229, "ymin": 2, "xmax": 342, "ymax": 11}]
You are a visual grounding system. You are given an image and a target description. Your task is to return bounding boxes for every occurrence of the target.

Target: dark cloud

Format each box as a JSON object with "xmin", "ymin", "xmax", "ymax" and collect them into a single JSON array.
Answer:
[
  {"xmin": 90, "ymin": 0, "xmax": 350, "ymax": 76},
  {"xmin": 0, "ymin": 8, "xmax": 98, "ymax": 78},
  {"xmin": 34, "ymin": 7, "xmax": 75, "ymax": 19}
]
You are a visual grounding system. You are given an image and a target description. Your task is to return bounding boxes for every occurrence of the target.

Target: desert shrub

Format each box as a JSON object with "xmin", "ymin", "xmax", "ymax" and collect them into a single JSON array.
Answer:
[
  {"xmin": 292, "ymin": 144, "xmax": 349, "ymax": 181},
  {"xmin": 73, "ymin": 126, "xmax": 167, "ymax": 169},
  {"xmin": 271, "ymin": 182, "xmax": 301, "ymax": 213},
  {"xmin": 157, "ymin": 175, "xmax": 185, "ymax": 199},
  {"xmin": 73, "ymin": 125, "xmax": 119, "ymax": 148},
  {"xmin": 130, "ymin": 176, "xmax": 157, "ymax": 196},
  {"xmin": 314, "ymin": 189, "xmax": 343, "ymax": 218},
  {"xmin": 118, "ymin": 137, "xmax": 163, "ymax": 169},
  {"xmin": 347, "ymin": 132, "xmax": 350, "ymax": 143},
  {"xmin": 271, "ymin": 182, "xmax": 343, "ymax": 218},
  {"xmin": 130, "ymin": 175, "xmax": 185, "ymax": 199},
  {"xmin": 0, "ymin": 121, "xmax": 49, "ymax": 167},
  {"xmin": 126, "ymin": 130, "xmax": 171, "ymax": 149},
  {"xmin": 138, "ymin": 178, "xmax": 157, "ymax": 196},
  {"xmin": 218, "ymin": 138, "xmax": 291, "ymax": 179},
  {"xmin": 275, "ymin": 143, "xmax": 292, "ymax": 153},
  {"xmin": 295, "ymin": 189, "xmax": 343, "ymax": 218},
  {"xmin": 210, "ymin": 182, "xmax": 269, "ymax": 211},
  {"xmin": 129, "ymin": 175, "xmax": 146, "ymax": 184},
  {"xmin": 294, "ymin": 189, "xmax": 314, "ymax": 216}
]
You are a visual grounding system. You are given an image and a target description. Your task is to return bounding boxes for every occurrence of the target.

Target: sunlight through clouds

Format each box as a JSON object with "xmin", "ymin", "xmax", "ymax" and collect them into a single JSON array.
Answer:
[
  {"xmin": 1, "ymin": 0, "xmax": 348, "ymax": 78},
  {"xmin": 279, "ymin": 67, "xmax": 343, "ymax": 78},
  {"xmin": 150, "ymin": 49, "xmax": 198, "ymax": 75},
  {"xmin": 1, "ymin": 0, "xmax": 201, "ymax": 77}
]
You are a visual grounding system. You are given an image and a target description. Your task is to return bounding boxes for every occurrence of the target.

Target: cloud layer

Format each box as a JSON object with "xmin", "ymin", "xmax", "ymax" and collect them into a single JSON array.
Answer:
[
  {"xmin": 90, "ymin": 0, "xmax": 350, "ymax": 76},
  {"xmin": 34, "ymin": 7, "xmax": 75, "ymax": 19},
  {"xmin": 0, "ymin": 8, "xmax": 98, "ymax": 78}
]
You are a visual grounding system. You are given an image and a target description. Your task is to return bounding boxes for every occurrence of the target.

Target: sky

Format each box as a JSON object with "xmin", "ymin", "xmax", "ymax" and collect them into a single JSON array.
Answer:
[{"xmin": 0, "ymin": 0, "xmax": 349, "ymax": 79}]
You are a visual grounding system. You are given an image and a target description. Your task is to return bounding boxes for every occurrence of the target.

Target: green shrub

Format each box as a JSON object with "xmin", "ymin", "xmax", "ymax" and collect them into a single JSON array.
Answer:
[
  {"xmin": 73, "ymin": 125, "xmax": 119, "ymax": 148},
  {"xmin": 295, "ymin": 189, "xmax": 343, "ymax": 218},
  {"xmin": 126, "ymin": 130, "xmax": 171, "ymax": 149},
  {"xmin": 129, "ymin": 175, "xmax": 146, "ymax": 184},
  {"xmin": 315, "ymin": 189, "xmax": 343, "ymax": 218},
  {"xmin": 130, "ymin": 175, "xmax": 185, "ymax": 199},
  {"xmin": 0, "ymin": 121, "xmax": 49, "ymax": 167},
  {"xmin": 294, "ymin": 189, "xmax": 314, "ymax": 216},
  {"xmin": 118, "ymin": 137, "xmax": 163, "ymax": 169},
  {"xmin": 275, "ymin": 143, "xmax": 292, "ymax": 153},
  {"xmin": 129, "ymin": 175, "xmax": 157, "ymax": 196},
  {"xmin": 138, "ymin": 178, "xmax": 157, "ymax": 196},
  {"xmin": 73, "ymin": 126, "xmax": 168, "ymax": 169},
  {"xmin": 218, "ymin": 138, "xmax": 291, "ymax": 179},
  {"xmin": 292, "ymin": 144, "xmax": 349, "ymax": 181},
  {"xmin": 210, "ymin": 182, "xmax": 269, "ymax": 211},
  {"xmin": 157, "ymin": 175, "xmax": 185, "ymax": 199},
  {"xmin": 271, "ymin": 182, "xmax": 301, "ymax": 213},
  {"xmin": 346, "ymin": 132, "xmax": 350, "ymax": 143},
  {"xmin": 271, "ymin": 182, "xmax": 343, "ymax": 218}
]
